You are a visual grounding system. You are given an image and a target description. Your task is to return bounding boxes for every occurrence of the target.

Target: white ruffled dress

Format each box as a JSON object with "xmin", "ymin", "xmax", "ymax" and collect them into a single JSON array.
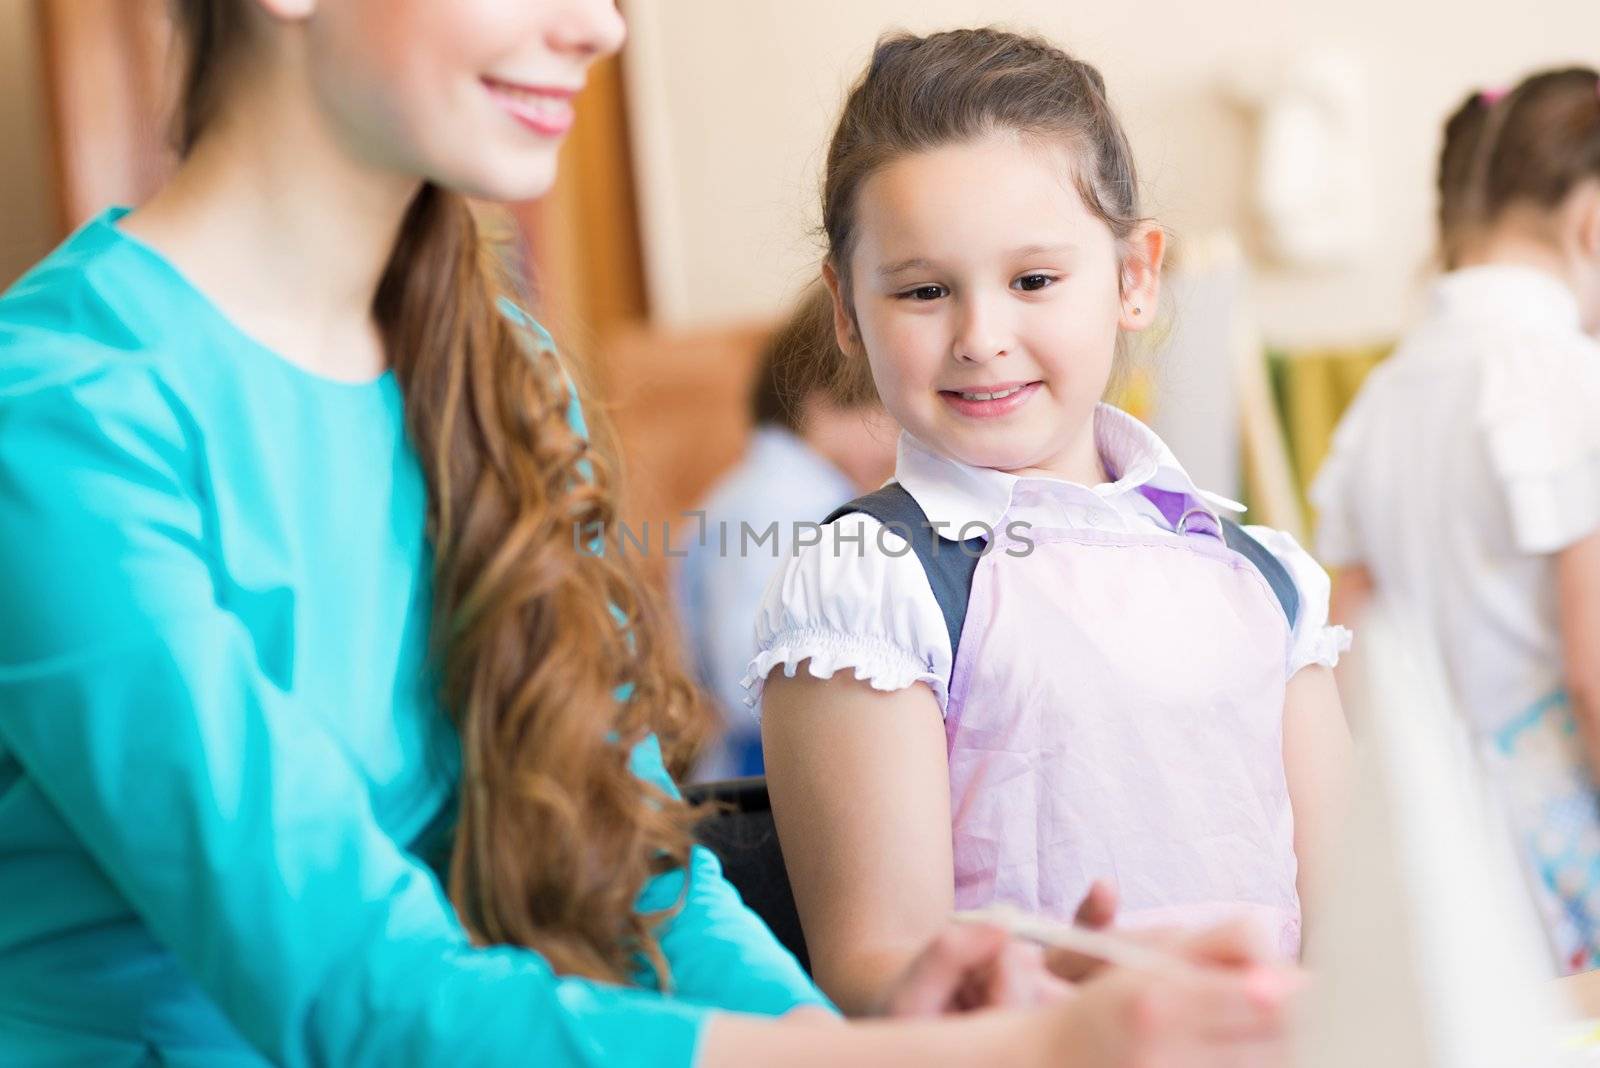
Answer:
[{"xmin": 1313, "ymin": 264, "xmax": 1600, "ymax": 973}]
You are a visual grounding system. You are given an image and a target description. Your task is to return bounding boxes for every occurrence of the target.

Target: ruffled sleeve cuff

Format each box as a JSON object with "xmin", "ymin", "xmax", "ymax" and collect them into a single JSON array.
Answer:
[
  {"xmin": 1243, "ymin": 523, "xmax": 1353, "ymax": 674},
  {"xmin": 741, "ymin": 516, "xmax": 954, "ymax": 717},
  {"xmin": 742, "ymin": 627, "xmax": 947, "ymax": 716}
]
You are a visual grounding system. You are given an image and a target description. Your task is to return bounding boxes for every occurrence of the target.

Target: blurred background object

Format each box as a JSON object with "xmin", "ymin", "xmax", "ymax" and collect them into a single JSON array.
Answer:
[
  {"xmin": 1230, "ymin": 48, "xmax": 1376, "ymax": 270},
  {"xmin": 1296, "ymin": 599, "xmax": 1572, "ymax": 1067},
  {"xmin": 10, "ymin": 0, "xmax": 1595, "ymax": 539}
]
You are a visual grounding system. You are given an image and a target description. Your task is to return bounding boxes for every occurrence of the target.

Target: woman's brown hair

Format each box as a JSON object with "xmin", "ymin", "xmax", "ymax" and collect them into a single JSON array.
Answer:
[
  {"xmin": 818, "ymin": 28, "xmax": 1148, "ymax": 402},
  {"xmin": 172, "ymin": 2, "xmax": 707, "ymax": 985}
]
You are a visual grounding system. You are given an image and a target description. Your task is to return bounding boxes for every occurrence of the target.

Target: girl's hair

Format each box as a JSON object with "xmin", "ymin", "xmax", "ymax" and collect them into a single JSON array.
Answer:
[
  {"xmin": 1468, "ymin": 68, "xmax": 1600, "ymax": 233},
  {"xmin": 1436, "ymin": 90, "xmax": 1494, "ymax": 269},
  {"xmin": 819, "ymin": 28, "xmax": 1146, "ymax": 403},
  {"xmin": 172, "ymin": 2, "xmax": 707, "ymax": 985}
]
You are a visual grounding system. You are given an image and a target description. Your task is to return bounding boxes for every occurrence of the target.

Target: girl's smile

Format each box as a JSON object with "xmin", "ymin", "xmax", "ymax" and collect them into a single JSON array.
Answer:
[{"xmin": 937, "ymin": 380, "xmax": 1044, "ymax": 419}]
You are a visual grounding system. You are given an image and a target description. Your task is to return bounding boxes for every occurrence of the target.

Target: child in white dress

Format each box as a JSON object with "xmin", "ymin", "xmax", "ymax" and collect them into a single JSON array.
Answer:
[{"xmin": 1316, "ymin": 67, "xmax": 1600, "ymax": 974}]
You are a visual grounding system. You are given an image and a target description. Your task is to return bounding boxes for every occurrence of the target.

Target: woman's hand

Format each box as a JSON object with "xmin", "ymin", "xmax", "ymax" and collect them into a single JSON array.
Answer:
[
  {"xmin": 878, "ymin": 922, "xmax": 1073, "ymax": 1016},
  {"xmin": 707, "ymin": 905, "xmax": 1299, "ymax": 1068},
  {"xmin": 1047, "ymin": 916, "xmax": 1300, "ymax": 1068},
  {"xmin": 877, "ymin": 882, "xmax": 1122, "ymax": 1015},
  {"xmin": 1040, "ymin": 955, "xmax": 1296, "ymax": 1068}
]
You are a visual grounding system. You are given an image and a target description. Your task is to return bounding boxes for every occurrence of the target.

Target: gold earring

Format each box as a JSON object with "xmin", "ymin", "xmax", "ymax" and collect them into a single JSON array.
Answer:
[{"xmin": 1132, "ymin": 306, "xmax": 1142, "ymax": 316}]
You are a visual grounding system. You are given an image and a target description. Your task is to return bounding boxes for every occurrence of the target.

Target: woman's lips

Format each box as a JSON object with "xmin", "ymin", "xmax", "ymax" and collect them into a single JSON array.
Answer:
[{"xmin": 482, "ymin": 77, "xmax": 578, "ymax": 137}]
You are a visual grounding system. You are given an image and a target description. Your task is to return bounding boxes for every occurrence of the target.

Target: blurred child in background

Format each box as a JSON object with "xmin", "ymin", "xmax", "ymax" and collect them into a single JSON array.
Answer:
[
  {"xmin": 676, "ymin": 284, "xmax": 896, "ymax": 779},
  {"xmin": 1316, "ymin": 68, "xmax": 1600, "ymax": 973}
]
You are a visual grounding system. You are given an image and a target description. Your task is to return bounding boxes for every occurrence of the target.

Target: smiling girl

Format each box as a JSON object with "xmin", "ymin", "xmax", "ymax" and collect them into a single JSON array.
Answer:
[{"xmin": 753, "ymin": 28, "xmax": 1354, "ymax": 1014}]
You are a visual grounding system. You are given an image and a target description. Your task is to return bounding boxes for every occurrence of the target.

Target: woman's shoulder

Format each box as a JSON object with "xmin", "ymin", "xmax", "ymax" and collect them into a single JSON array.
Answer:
[
  {"xmin": 0, "ymin": 251, "xmax": 210, "ymax": 505},
  {"xmin": 0, "ymin": 354, "xmax": 195, "ymax": 524},
  {"xmin": 0, "ymin": 216, "xmax": 203, "ymax": 414},
  {"xmin": 0, "ymin": 307, "xmax": 180, "ymax": 447}
]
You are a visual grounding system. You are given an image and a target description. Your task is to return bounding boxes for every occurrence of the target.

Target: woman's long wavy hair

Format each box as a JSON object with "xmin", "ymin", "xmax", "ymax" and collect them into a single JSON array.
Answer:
[{"xmin": 171, "ymin": 2, "xmax": 708, "ymax": 985}]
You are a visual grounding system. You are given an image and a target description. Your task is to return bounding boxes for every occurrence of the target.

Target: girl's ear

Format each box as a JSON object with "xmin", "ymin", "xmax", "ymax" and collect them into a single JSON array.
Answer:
[
  {"xmin": 1118, "ymin": 224, "xmax": 1166, "ymax": 333},
  {"xmin": 822, "ymin": 261, "xmax": 864, "ymax": 357}
]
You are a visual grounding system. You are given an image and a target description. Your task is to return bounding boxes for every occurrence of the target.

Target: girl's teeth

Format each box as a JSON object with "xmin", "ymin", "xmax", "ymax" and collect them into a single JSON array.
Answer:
[{"xmin": 959, "ymin": 387, "xmax": 1022, "ymax": 401}]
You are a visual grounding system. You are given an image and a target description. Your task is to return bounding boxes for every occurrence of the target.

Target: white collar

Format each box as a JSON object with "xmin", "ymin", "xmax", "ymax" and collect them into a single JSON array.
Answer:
[
  {"xmin": 1432, "ymin": 265, "xmax": 1582, "ymax": 332},
  {"xmin": 893, "ymin": 403, "xmax": 1244, "ymax": 534}
]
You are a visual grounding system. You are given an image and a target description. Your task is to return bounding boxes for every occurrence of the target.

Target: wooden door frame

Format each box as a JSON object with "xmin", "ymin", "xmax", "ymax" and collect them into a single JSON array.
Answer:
[
  {"xmin": 515, "ymin": 52, "xmax": 650, "ymax": 351},
  {"xmin": 37, "ymin": 0, "xmax": 175, "ymax": 234}
]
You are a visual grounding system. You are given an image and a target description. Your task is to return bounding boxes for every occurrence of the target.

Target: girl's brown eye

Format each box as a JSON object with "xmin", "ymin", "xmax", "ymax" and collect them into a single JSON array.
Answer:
[{"xmin": 1017, "ymin": 274, "xmax": 1054, "ymax": 292}]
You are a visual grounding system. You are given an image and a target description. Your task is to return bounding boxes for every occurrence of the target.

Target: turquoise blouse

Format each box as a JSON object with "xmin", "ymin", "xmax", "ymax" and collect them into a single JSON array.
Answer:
[{"xmin": 0, "ymin": 209, "xmax": 826, "ymax": 1067}]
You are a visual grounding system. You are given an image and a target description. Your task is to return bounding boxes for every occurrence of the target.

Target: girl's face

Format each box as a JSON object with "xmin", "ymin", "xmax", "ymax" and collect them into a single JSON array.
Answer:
[
  {"xmin": 828, "ymin": 129, "xmax": 1161, "ymax": 480},
  {"xmin": 271, "ymin": 0, "xmax": 625, "ymax": 200}
]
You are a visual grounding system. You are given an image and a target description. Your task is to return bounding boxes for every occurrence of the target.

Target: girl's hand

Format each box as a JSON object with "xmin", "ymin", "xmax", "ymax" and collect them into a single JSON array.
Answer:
[{"xmin": 1043, "ymin": 881, "xmax": 1283, "ymax": 985}]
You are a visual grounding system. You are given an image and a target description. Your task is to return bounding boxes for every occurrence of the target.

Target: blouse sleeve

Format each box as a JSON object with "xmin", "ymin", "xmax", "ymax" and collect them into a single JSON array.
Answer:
[
  {"xmin": 1241, "ymin": 523, "xmax": 1353, "ymax": 676},
  {"xmin": 1478, "ymin": 331, "xmax": 1600, "ymax": 554},
  {"xmin": 0, "ymin": 360, "xmax": 717, "ymax": 1068},
  {"xmin": 743, "ymin": 515, "xmax": 954, "ymax": 714}
]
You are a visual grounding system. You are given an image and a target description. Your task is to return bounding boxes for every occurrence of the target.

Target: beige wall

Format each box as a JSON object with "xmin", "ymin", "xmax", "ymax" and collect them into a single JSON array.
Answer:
[
  {"xmin": 622, "ymin": 0, "xmax": 1593, "ymax": 347},
  {"xmin": 1, "ymin": 1, "xmax": 57, "ymax": 288}
]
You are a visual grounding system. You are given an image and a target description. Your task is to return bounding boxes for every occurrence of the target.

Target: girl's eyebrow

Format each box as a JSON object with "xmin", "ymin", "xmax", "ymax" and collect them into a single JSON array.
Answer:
[
  {"xmin": 877, "ymin": 257, "xmax": 935, "ymax": 278},
  {"xmin": 1008, "ymin": 242, "xmax": 1076, "ymax": 258},
  {"xmin": 877, "ymin": 243, "xmax": 1077, "ymax": 279}
]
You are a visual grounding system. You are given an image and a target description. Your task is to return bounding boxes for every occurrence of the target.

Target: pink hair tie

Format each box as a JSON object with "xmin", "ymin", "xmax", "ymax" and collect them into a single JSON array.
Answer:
[{"xmin": 1479, "ymin": 86, "xmax": 1509, "ymax": 106}]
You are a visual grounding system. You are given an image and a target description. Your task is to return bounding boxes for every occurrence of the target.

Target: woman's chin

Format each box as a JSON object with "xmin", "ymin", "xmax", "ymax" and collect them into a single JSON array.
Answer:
[{"xmin": 431, "ymin": 152, "xmax": 561, "ymax": 204}]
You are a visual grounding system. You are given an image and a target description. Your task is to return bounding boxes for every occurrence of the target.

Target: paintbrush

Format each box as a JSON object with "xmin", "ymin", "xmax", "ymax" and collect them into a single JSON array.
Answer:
[{"xmin": 953, "ymin": 903, "xmax": 1203, "ymax": 978}]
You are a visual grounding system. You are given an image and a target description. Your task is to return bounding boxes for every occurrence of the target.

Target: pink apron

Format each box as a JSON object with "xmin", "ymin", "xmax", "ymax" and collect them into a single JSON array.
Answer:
[{"xmin": 944, "ymin": 486, "xmax": 1302, "ymax": 956}]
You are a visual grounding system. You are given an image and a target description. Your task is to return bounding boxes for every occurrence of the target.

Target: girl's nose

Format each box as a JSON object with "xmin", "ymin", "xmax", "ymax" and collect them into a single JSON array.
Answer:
[{"xmin": 952, "ymin": 298, "xmax": 1011, "ymax": 363}]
